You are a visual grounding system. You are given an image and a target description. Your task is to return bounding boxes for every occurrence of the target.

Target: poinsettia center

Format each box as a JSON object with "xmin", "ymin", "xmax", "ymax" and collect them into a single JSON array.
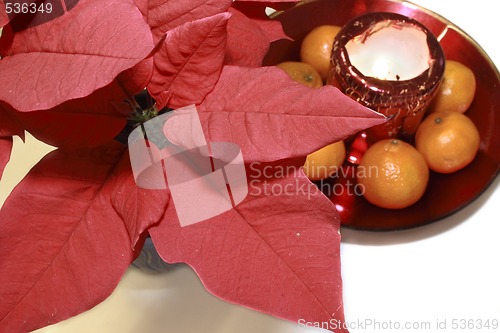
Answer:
[
  {"xmin": 114, "ymin": 92, "xmax": 172, "ymax": 145},
  {"xmin": 130, "ymin": 105, "xmax": 160, "ymax": 126}
]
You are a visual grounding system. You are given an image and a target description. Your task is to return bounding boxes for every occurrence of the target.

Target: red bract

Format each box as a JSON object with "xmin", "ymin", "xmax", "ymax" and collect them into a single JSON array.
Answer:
[
  {"xmin": 0, "ymin": 138, "xmax": 12, "ymax": 180},
  {"xmin": 251, "ymin": 17, "xmax": 293, "ymax": 42},
  {"xmin": 0, "ymin": 104, "xmax": 23, "ymax": 138},
  {"xmin": 0, "ymin": 0, "xmax": 154, "ymax": 112},
  {"xmin": 148, "ymin": 13, "xmax": 231, "ymax": 108},
  {"xmin": 224, "ymin": 7, "xmax": 270, "ymax": 67},
  {"xmin": 134, "ymin": 0, "xmax": 232, "ymax": 43},
  {"xmin": 0, "ymin": 1, "xmax": 7, "ymax": 28},
  {"xmin": 230, "ymin": 1, "xmax": 294, "ymax": 42},
  {"xmin": 120, "ymin": 58, "xmax": 156, "ymax": 98},
  {"xmin": 197, "ymin": 65, "xmax": 386, "ymax": 162},
  {"xmin": 149, "ymin": 166, "xmax": 348, "ymax": 333},
  {"xmin": 9, "ymin": 82, "xmax": 130, "ymax": 148},
  {"xmin": 109, "ymin": 153, "xmax": 170, "ymax": 248},
  {"xmin": 0, "ymin": 105, "xmax": 23, "ymax": 180},
  {"xmin": 0, "ymin": 59, "xmax": 155, "ymax": 149},
  {"xmin": 0, "ymin": 142, "xmax": 168, "ymax": 333}
]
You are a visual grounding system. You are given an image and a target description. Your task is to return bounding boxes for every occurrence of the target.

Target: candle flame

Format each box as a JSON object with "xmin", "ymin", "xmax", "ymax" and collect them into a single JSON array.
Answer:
[{"xmin": 372, "ymin": 57, "xmax": 390, "ymax": 80}]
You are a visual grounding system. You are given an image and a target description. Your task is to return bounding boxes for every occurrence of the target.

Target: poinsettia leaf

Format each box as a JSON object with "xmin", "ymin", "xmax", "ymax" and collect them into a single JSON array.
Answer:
[
  {"xmin": 148, "ymin": 13, "xmax": 230, "ymax": 109},
  {"xmin": 251, "ymin": 17, "xmax": 292, "ymax": 42},
  {"xmin": 224, "ymin": 7, "xmax": 270, "ymax": 67},
  {"xmin": 136, "ymin": 0, "xmax": 232, "ymax": 43},
  {"xmin": 0, "ymin": 1, "xmax": 8, "ymax": 28},
  {"xmin": 0, "ymin": 0, "xmax": 154, "ymax": 112},
  {"xmin": 154, "ymin": 91, "xmax": 172, "ymax": 110},
  {"xmin": 0, "ymin": 141, "xmax": 168, "ymax": 333},
  {"xmin": 2, "ymin": 0, "xmax": 75, "ymax": 32},
  {"xmin": 132, "ymin": 0, "xmax": 148, "ymax": 19},
  {"xmin": 0, "ymin": 102, "xmax": 24, "ymax": 139},
  {"xmin": 14, "ymin": 109, "xmax": 126, "ymax": 149},
  {"xmin": 229, "ymin": 3, "xmax": 292, "ymax": 42},
  {"xmin": 118, "ymin": 57, "xmax": 155, "ymax": 97},
  {"xmin": 196, "ymin": 65, "xmax": 386, "ymax": 162},
  {"xmin": 3, "ymin": 75, "xmax": 141, "ymax": 149},
  {"xmin": 109, "ymin": 150, "xmax": 170, "ymax": 249},
  {"xmin": 1, "ymin": 59, "xmax": 155, "ymax": 149},
  {"xmin": 0, "ymin": 105, "xmax": 23, "ymax": 181},
  {"xmin": 0, "ymin": 137, "xmax": 12, "ymax": 181},
  {"xmin": 149, "ymin": 165, "xmax": 348, "ymax": 333},
  {"xmin": 0, "ymin": 142, "xmax": 130, "ymax": 333}
]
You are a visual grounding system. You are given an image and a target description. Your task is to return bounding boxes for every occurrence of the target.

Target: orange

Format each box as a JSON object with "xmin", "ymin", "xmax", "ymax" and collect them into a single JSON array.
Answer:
[
  {"xmin": 415, "ymin": 111, "xmax": 480, "ymax": 173},
  {"xmin": 303, "ymin": 141, "xmax": 346, "ymax": 180},
  {"xmin": 300, "ymin": 25, "xmax": 342, "ymax": 81},
  {"xmin": 356, "ymin": 139, "xmax": 429, "ymax": 209},
  {"xmin": 428, "ymin": 60, "xmax": 476, "ymax": 114},
  {"xmin": 276, "ymin": 61, "xmax": 323, "ymax": 88}
]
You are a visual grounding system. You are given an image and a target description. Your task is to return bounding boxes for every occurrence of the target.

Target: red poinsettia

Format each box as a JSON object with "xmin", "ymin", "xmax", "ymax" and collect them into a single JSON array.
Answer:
[{"xmin": 0, "ymin": 1, "xmax": 385, "ymax": 332}]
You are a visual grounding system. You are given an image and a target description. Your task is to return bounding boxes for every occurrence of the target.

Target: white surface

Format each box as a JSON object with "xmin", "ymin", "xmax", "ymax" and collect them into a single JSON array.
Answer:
[{"xmin": 0, "ymin": 1, "xmax": 498, "ymax": 333}]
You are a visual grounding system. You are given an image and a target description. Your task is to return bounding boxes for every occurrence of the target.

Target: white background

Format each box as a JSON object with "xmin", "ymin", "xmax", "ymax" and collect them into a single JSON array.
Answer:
[{"xmin": 0, "ymin": 1, "xmax": 498, "ymax": 333}]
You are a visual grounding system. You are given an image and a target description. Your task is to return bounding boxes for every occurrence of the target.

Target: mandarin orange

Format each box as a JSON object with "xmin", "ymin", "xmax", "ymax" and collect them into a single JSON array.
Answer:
[
  {"xmin": 303, "ymin": 141, "xmax": 346, "ymax": 180},
  {"xmin": 276, "ymin": 61, "xmax": 323, "ymax": 88},
  {"xmin": 428, "ymin": 60, "xmax": 476, "ymax": 114},
  {"xmin": 415, "ymin": 111, "xmax": 480, "ymax": 173},
  {"xmin": 356, "ymin": 139, "xmax": 429, "ymax": 209},
  {"xmin": 300, "ymin": 25, "xmax": 341, "ymax": 81}
]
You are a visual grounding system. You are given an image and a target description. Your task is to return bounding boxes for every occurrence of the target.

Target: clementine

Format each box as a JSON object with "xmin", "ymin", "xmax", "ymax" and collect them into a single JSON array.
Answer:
[
  {"xmin": 276, "ymin": 61, "xmax": 323, "ymax": 88},
  {"xmin": 415, "ymin": 111, "xmax": 480, "ymax": 173},
  {"xmin": 303, "ymin": 141, "xmax": 346, "ymax": 180},
  {"xmin": 428, "ymin": 60, "xmax": 476, "ymax": 114},
  {"xmin": 357, "ymin": 139, "xmax": 429, "ymax": 209},
  {"xmin": 300, "ymin": 25, "xmax": 341, "ymax": 81}
]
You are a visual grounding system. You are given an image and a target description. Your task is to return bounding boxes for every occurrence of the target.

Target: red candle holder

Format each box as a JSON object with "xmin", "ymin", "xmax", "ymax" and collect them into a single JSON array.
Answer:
[{"xmin": 329, "ymin": 12, "xmax": 445, "ymax": 142}]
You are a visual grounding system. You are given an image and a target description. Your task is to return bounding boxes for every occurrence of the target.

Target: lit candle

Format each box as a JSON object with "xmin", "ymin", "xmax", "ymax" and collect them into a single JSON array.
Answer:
[{"xmin": 329, "ymin": 12, "xmax": 445, "ymax": 141}]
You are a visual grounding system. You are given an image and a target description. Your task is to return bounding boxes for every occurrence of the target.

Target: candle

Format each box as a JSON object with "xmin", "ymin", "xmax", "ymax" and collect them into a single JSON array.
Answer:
[
  {"xmin": 345, "ymin": 21, "xmax": 431, "ymax": 81},
  {"xmin": 329, "ymin": 12, "xmax": 445, "ymax": 141}
]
